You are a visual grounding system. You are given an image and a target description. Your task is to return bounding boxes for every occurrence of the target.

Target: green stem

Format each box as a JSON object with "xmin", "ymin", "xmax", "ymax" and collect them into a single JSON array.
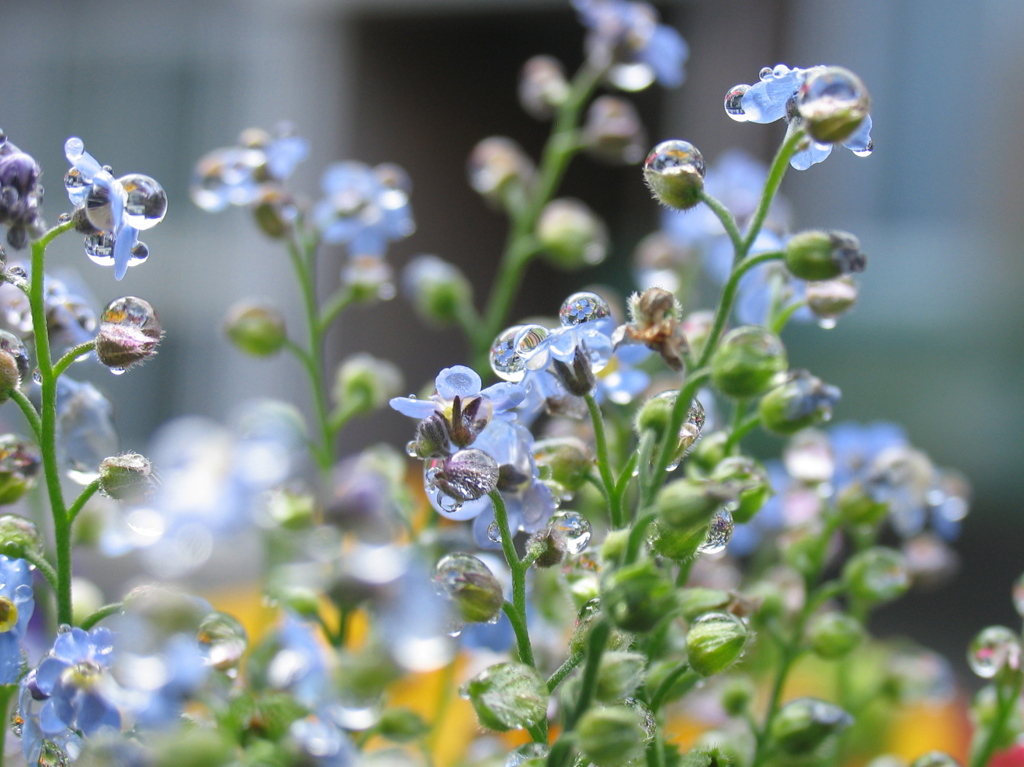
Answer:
[
  {"xmin": 490, "ymin": 491, "xmax": 535, "ymax": 668},
  {"xmin": 0, "ymin": 684, "xmax": 14, "ymax": 764},
  {"xmin": 624, "ymin": 510, "xmax": 657, "ymax": 565},
  {"xmin": 741, "ymin": 128, "xmax": 804, "ymax": 256},
  {"xmin": 8, "ymin": 389, "xmax": 41, "ymax": 442},
  {"xmin": 584, "ymin": 393, "xmax": 616, "ymax": 514},
  {"xmin": 547, "ymin": 654, "xmax": 582, "ymax": 693},
  {"xmin": 66, "ymin": 479, "xmax": 101, "ymax": 525},
  {"xmin": 52, "ymin": 340, "xmax": 96, "ymax": 380},
  {"xmin": 699, "ymin": 191, "xmax": 743, "ymax": 254},
  {"xmin": 20, "ymin": 549, "xmax": 57, "ymax": 594},
  {"xmin": 771, "ymin": 299, "xmax": 808, "ymax": 335},
  {"xmin": 970, "ymin": 672, "xmax": 1024, "ymax": 767},
  {"xmin": 566, "ymin": 620, "xmax": 610, "ymax": 730},
  {"xmin": 318, "ymin": 286, "xmax": 354, "ymax": 334},
  {"xmin": 30, "ymin": 233, "xmax": 72, "ymax": 627},
  {"xmin": 649, "ymin": 662, "xmax": 695, "ymax": 714},
  {"xmin": 724, "ymin": 414, "xmax": 761, "ymax": 455},
  {"xmin": 643, "ymin": 370, "xmax": 711, "ymax": 507},
  {"xmin": 79, "ymin": 601, "xmax": 123, "ymax": 630},
  {"xmin": 610, "ymin": 452, "xmax": 639, "ymax": 529}
]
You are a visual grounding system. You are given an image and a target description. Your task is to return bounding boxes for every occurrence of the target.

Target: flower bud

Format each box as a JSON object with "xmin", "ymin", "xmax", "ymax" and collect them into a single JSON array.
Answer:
[
  {"xmin": 843, "ymin": 547, "xmax": 910, "ymax": 605},
  {"xmin": 252, "ymin": 186, "xmax": 298, "ymax": 238},
  {"xmin": 467, "ymin": 137, "xmax": 535, "ymax": 209},
  {"xmin": 595, "ymin": 651, "xmax": 647, "ymax": 702},
  {"xmin": 0, "ymin": 513, "xmax": 42, "ymax": 558},
  {"xmin": 656, "ymin": 478, "xmax": 730, "ymax": 535},
  {"xmin": 95, "ymin": 296, "xmax": 162, "ymax": 372},
  {"xmin": 837, "ymin": 481, "xmax": 889, "ymax": 527},
  {"xmin": 98, "ymin": 452, "xmax": 155, "ymax": 502},
  {"xmin": 402, "ymin": 255, "xmax": 473, "ymax": 327},
  {"xmin": 577, "ymin": 706, "xmax": 648, "ymax": 767},
  {"xmin": 613, "ymin": 288, "xmax": 688, "ymax": 371},
  {"xmin": 785, "ymin": 230, "xmax": 866, "ymax": 281},
  {"xmin": 378, "ymin": 708, "xmax": 430, "ymax": 743},
  {"xmin": 0, "ymin": 331, "xmax": 26, "ymax": 402},
  {"xmin": 758, "ymin": 370, "xmax": 841, "ymax": 436},
  {"xmin": 643, "ymin": 140, "xmax": 705, "ymax": 210},
  {"xmin": 264, "ymin": 486, "xmax": 317, "ymax": 530},
  {"xmin": 688, "ymin": 431, "xmax": 729, "ymax": 475},
  {"xmin": 647, "ymin": 521, "xmax": 704, "ymax": 561},
  {"xmin": 796, "ymin": 66, "xmax": 870, "ymax": 144},
  {"xmin": 0, "ymin": 436, "xmax": 40, "ymax": 505},
  {"xmin": 807, "ymin": 612, "xmax": 864, "ymax": 659},
  {"xmin": 806, "ymin": 276, "xmax": 858, "ymax": 326},
  {"xmin": 583, "ymin": 96, "xmax": 647, "ymax": 165},
  {"xmin": 552, "ymin": 346, "xmax": 598, "ymax": 396},
  {"xmin": 709, "ymin": 456, "xmax": 772, "ymax": 524},
  {"xmin": 680, "ymin": 743, "xmax": 735, "ymax": 767},
  {"xmin": 431, "ymin": 449, "xmax": 499, "ymax": 502},
  {"xmin": 570, "ymin": 599, "xmax": 633, "ymax": 656},
  {"xmin": 460, "ymin": 662, "xmax": 548, "ymax": 731},
  {"xmin": 710, "ymin": 326, "xmax": 787, "ymax": 399},
  {"xmin": 519, "ymin": 55, "xmax": 569, "ymax": 119},
  {"xmin": 686, "ymin": 611, "xmax": 749, "ymax": 676},
  {"xmin": 720, "ymin": 676, "xmax": 756, "ymax": 716},
  {"xmin": 434, "ymin": 553, "xmax": 504, "ymax": 624},
  {"xmin": 342, "ymin": 254, "xmax": 395, "ymax": 303},
  {"xmin": 333, "ymin": 353, "xmax": 403, "ymax": 417},
  {"xmin": 533, "ymin": 437, "xmax": 591, "ymax": 498},
  {"xmin": 677, "ymin": 588, "xmax": 733, "ymax": 622},
  {"xmin": 270, "ymin": 585, "xmax": 321, "ymax": 619},
  {"xmin": 601, "ymin": 560, "xmax": 677, "ymax": 632},
  {"xmin": 224, "ymin": 300, "xmax": 286, "ymax": 357},
  {"xmin": 536, "ymin": 198, "xmax": 608, "ymax": 270},
  {"xmin": 635, "ymin": 392, "xmax": 705, "ymax": 469},
  {"xmin": 770, "ymin": 698, "xmax": 853, "ymax": 755}
]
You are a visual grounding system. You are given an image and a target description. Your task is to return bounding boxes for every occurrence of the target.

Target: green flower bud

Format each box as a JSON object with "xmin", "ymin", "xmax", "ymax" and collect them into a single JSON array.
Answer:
[
  {"xmin": 686, "ymin": 612, "xmax": 749, "ymax": 676},
  {"xmin": 0, "ymin": 513, "xmax": 42, "ymax": 559},
  {"xmin": 434, "ymin": 553, "xmax": 504, "ymax": 624},
  {"xmin": 570, "ymin": 598, "xmax": 632, "ymax": 655},
  {"xmin": 796, "ymin": 66, "xmax": 871, "ymax": 144},
  {"xmin": 577, "ymin": 706, "xmax": 648, "ymax": 767},
  {"xmin": 710, "ymin": 326, "xmax": 787, "ymax": 399},
  {"xmin": 720, "ymin": 676, "xmax": 756, "ymax": 717},
  {"xmin": 378, "ymin": 708, "xmax": 430, "ymax": 743},
  {"xmin": 403, "ymin": 255, "xmax": 473, "ymax": 327},
  {"xmin": 807, "ymin": 612, "xmax": 864, "ymax": 659},
  {"xmin": 332, "ymin": 353, "xmax": 403, "ymax": 417},
  {"xmin": 519, "ymin": 55, "xmax": 569, "ymax": 119},
  {"xmin": 98, "ymin": 452, "xmax": 155, "ymax": 502},
  {"xmin": 806, "ymin": 276, "xmax": 858, "ymax": 326},
  {"xmin": 460, "ymin": 662, "xmax": 548, "ymax": 731},
  {"xmin": 843, "ymin": 547, "xmax": 910, "ymax": 605},
  {"xmin": 656, "ymin": 478, "xmax": 731, "ymax": 535},
  {"xmin": 263, "ymin": 486, "xmax": 317, "ymax": 530},
  {"xmin": 710, "ymin": 456, "xmax": 772, "ymax": 524},
  {"xmin": 601, "ymin": 560, "xmax": 677, "ymax": 632},
  {"xmin": 467, "ymin": 136, "xmax": 535, "ymax": 210},
  {"xmin": 635, "ymin": 393, "xmax": 705, "ymax": 467},
  {"xmin": 601, "ymin": 529, "xmax": 631, "ymax": 564},
  {"xmin": 648, "ymin": 521, "xmax": 705, "ymax": 561},
  {"xmin": 583, "ymin": 96, "xmax": 647, "ymax": 165},
  {"xmin": 677, "ymin": 588, "xmax": 733, "ymax": 622},
  {"xmin": 533, "ymin": 437, "xmax": 592, "ymax": 497},
  {"xmin": 679, "ymin": 744, "xmax": 735, "ymax": 767},
  {"xmin": 770, "ymin": 698, "xmax": 853, "ymax": 755},
  {"xmin": 252, "ymin": 186, "xmax": 297, "ymax": 239},
  {"xmin": 0, "ymin": 436, "xmax": 40, "ymax": 505},
  {"xmin": 758, "ymin": 371, "xmax": 841, "ymax": 436},
  {"xmin": 643, "ymin": 140, "xmax": 706, "ymax": 210},
  {"xmin": 224, "ymin": 300, "xmax": 286, "ymax": 357},
  {"xmin": 269, "ymin": 585, "xmax": 322, "ymax": 620},
  {"xmin": 784, "ymin": 230, "xmax": 866, "ymax": 281},
  {"xmin": 595, "ymin": 651, "xmax": 647, "ymax": 702},
  {"xmin": 837, "ymin": 481, "xmax": 889, "ymax": 527},
  {"xmin": 536, "ymin": 198, "xmax": 609, "ymax": 270}
]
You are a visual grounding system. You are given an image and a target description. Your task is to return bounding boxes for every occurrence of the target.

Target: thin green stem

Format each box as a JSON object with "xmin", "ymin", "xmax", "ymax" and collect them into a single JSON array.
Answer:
[
  {"xmin": 970, "ymin": 672, "xmax": 1024, "ymax": 767},
  {"xmin": 699, "ymin": 191, "xmax": 743, "ymax": 254},
  {"xmin": 52, "ymin": 340, "xmax": 96, "ymax": 380},
  {"xmin": 741, "ymin": 128, "xmax": 804, "ymax": 255},
  {"xmin": 30, "ymin": 234, "xmax": 72, "ymax": 626},
  {"xmin": 21, "ymin": 549, "xmax": 57, "ymax": 593},
  {"xmin": 0, "ymin": 684, "xmax": 14, "ymax": 764},
  {"xmin": 547, "ymin": 654, "xmax": 582, "ymax": 693},
  {"xmin": 725, "ymin": 414, "xmax": 761, "ymax": 455},
  {"xmin": 610, "ymin": 452, "xmax": 638, "ymax": 528},
  {"xmin": 67, "ymin": 479, "xmax": 101, "ymax": 525},
  {"xmin": 8, "ymin": 389, "xmax": 40, "ymax": 442},
  {"xmin": 624, "ymin": 510, "xmax": 657, "ymax": 565},
  {"xmin": 79, "ymin": 602, "xmax": 124, "ymax": 630},
  {"xmin": 644, "ymin": 370, "xmax": 711, "ymax": 507},
  {"xmin": 584, "ymin": 393, "xmax": 616, "ymax": 515},
  {"xmin": 318, "ymin": 286, "xmax": 354, "ymax": 334},
  {"xmin": 649, "ymin": 662, "xmax": 694, "ymax": 714},
  {"xmin": 490, "ymin": 491, "xmax": 535, "ymax": 668},
  {"xmin": 771, "ymin": 299, "xmax": 808, "ymax": 335}
]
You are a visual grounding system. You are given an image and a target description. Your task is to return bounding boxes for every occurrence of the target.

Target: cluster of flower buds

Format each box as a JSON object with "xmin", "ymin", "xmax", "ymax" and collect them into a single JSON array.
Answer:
[{"xmin": 0, "ymin": 133, "xmax": 45, "ymax": 249}]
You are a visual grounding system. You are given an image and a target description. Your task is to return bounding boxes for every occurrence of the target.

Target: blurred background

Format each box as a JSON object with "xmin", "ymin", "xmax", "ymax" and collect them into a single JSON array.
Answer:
[{"xmin": 2, "ymin": 0, "xmax": 1022, "ymax": 678}]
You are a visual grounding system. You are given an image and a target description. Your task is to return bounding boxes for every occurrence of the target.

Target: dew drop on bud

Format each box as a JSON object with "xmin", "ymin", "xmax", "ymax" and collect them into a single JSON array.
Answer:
[
  {"xmin": 967, "ymin": 625, "xmax": 1022, "ymax": 679},
  {"xmin": 725, "ymin": 84, "xmax": 750, "ymax": 121},
  {"xmin": 505, "ymin": 743, "xmax": 550, "ymax": 767},
  {"xmin": 547, "ymin": 510, "xmax": 592, "ymax": 554},
  {"xmin": 119, "ymin": 173, "xmax": 167, "ymax": 230},
  {"xmin": 198, "ymin": 611, "xmax": 248, "ymax": 674},
  {"xmin": 0, "ymin": 330, "xmax": 30, "ymax": 384},
  {"xmin": 95, "ymin": 296, "xmax": 162, "ymax": 372},
  {"xmin": 697, "ymin": 507, "xmax": 734, "ymax": 555},
  {"xmin": 490, "ymin": 325, "xmax": 525, "ymax": 383},
  {"xmin": 559, "ymin": 291, "xmax": 611, "ymax": 327}
]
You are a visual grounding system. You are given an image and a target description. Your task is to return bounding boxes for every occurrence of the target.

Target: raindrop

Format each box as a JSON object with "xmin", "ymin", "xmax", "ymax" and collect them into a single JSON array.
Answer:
[
  {"xmin": 851, "ymin": 140, "xmax": 874, "ymax": 158},
  {"xmin": 513, "ymin": 324, "xmax": 549, "ymax": 366},
  {"xmin": 643, "ymin": 140, "xmax": 705, "ymax": 180},
  {"xmin": 623, "ymin": 698, "xmax": 657, "ymax": 742},
  {"xmin": 506, "ymin": 743, "xmax": 550, "ymax": 767},
  {"xmin": 558, "ymin": 291, "xmax": 611, "ymax": 327},
  {"xmin": 698, "ymin": 507, "xmax": 734, "ymax": 555},
  {"xmin": 490, "ymin": 325, "xmax": 525, "ymax": 383},
  {"xmin": 119, "ymin": 173, "xmax": 167, "ymax": 230},
  {"xmin": 37, "ymin": 740, "xmax": 69, "ymax": 767},
  {"xmin": 547, "ymin": 510, "xmax": 592, "ymax": 554},
  {"xmin": 109, "ymin": 367, "xmax": 125, "ymax": 376},
  {"xmin": 651, "ymin": 391, "xmax": 705, "ymax": 471},
  {"xmin": 724, "ymin": 84, "xmax": 750, "ymax": 121},
  {"xmin": 487, "ymin": 521, "xmax": 501, "ymax": 543},
  {"xmin": 85, "ymin": 179, "xmax": 125, "ymax": 232},
  {"xmin": 759, "ymin": 67, "xmax": 773, "ymax": 80},
  {"xmin": 967, "ymin": 625, "xmax": 1022, "ymax": 679},
  {"xmin": 197, "ymin": 611, "xmax": 248, "ymax": 673},
  {"xmin": 57, "ymin": 212, "xmax": 71, "ymax": 224},
  {"xmin": 84, "ymin": 232, "xmax": 115, "ymax": 266},
  {"xmin": 63, "ymin": 167, "xmax": 89, "ymax": 206},
  {"xmin": 0, "ymin": 330, "xmax": 30, "ymax": 384},
  {"xmin": 796, "ymin": 67, "xmax": 869, "ymax": 133},
  {"xmin": 129, "ymin": 241, "xmax": 149, "ymax": 266}
]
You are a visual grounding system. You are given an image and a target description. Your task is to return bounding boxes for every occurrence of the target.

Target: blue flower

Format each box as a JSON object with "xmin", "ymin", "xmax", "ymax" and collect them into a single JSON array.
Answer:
[
  {"xmin": 0, "ymin": 555, "xmax": 33, "ymax": 685},
  {"xmin": 573, "ymin": 0, "xmax": 688, "ymax": 90},
  {"xmin": 312, "ymin": 161, "xmax": 414, "ymax": 257},
  {"xmin": 28, "ymin": 627, "xmax": 121, "ymax": 739},
  {"xmin": 64, "ymin": 138, "xmax": 167, "ymax": 280},
  {"xmin": 725, "ymin": 64, "xmax": 873, "ymax": 170}
]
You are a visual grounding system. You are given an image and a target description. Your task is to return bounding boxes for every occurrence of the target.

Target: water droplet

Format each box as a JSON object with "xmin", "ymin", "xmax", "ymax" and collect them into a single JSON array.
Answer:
[
  {"xmin": 967, "ymin": 626, "xmax": 1022, "ymax": 679},
  {"xmin": 725, "ymin": 84, "xmax": 750, "ymax": 121},
  {"xmin": 759, "ymin": 67, "xmax": 773, "ymax": 80},
  {"xmin": 652, "ymin": 392, "xmax": 706, "ymax": 470},
  {"xmin": 851, "ymin": 139, "xmax": 874, "ymax": 158},
  {"xmin": 437, "ymin": 493, "xmax": 462, "ymax": 514},
  {"xmin": 405, "ymin": 441, "xmax": 419, "ymax": 458},
  {"xmin": 84, "ymin": 232, "xmax": 115, "ymax": 266},
  {"xmin": 1013, "ymin": 574, "xmax": 1024, "ymax": 617},
  {"xmin": 37, "ymin": 740, "xmax": 69, "ymax": 767},
  {"xmin": 487, "ymin": 521, "xmax": 501, "ymax": 542},
  {"xmin": 198, "ymin": 611, "xmax": 248, "ymax": 673},
  {"xmin": 506, "ymin": 743, "xmax": 550, "ymax": 767},
  {"xmin": 513, "ymin": 324, "xmax": 549, "ymax": 366},
  {"xmin": 0, "ymin": 330, "xmax": 30, "ymax": 384},
  {"xmin": 547, "ymin": 510, "xmax": 592, "ymax": 554},
  {"xmin": 10, "ymin": 710, "xmax": 23, "ymax": 737},
  {"xmin": 623, "ymin": 698, "xmax": 657, "ymax": 742},
  {"xmin": 118, "ymin": 173, "xmax": 167, "ymax": 230},
  {"xmin": 56, "ymin": 212, "xmax": 71, "ymax": 224},
  {"xmin": 85, "ymin": 179, "xmax": 125, "ymax": 232},
  {"xmin": 643, "ymin": 140, "xmax": 706, "ymax": 180},
  {"xmin": 490, "ymin": 325, "xmax": 525, "ymax": 383},
  {"xmin": 559, "ymin": 291, "xmax": 611, "ymax": 327},
  {"xmin": 698, "ymin": 507, "xmax": 734, "ymax": 555},
  {"xmin": 63, "ymin": 167, "xmax": 89, "ymax": 206},
  {"xmin": 129, "ymin": 241, "xmax": 149, "ymax": 265},
  {"xmin": 109, "ymin": 367, "xmax": 125, "ymax": 376}
]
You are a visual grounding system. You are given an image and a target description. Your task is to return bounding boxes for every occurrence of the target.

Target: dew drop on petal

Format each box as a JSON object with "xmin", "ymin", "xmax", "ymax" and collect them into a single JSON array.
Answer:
[
  {"xmin": 84, "ymin": 232, "xmax": 116, "ymax": 266},
  {"xmin": 547, "ymin": 510, "xmax": 592, "ymax": 554},
  {"xmin": 698, "ymin": 507, "xmax": 734, "ymax": 555},
  {"xmin": 64, "ymin": 137, "xmax": 84, "ymax": 160},
  {"xmin": 490, "ymin": 325, "xmax": 525, "ymax": 383},
  {"xmin": 967, "ymin": 626, "xmax": 1023, "ymax": 679},
  {"xmin": 725, "ymin": 84, "xmax": 750, "ymax": 121},
  {"xmin": 558, "ymin": 291, "xmax": 612, "ymax": 327},
  {"xmin": 128, "ymin": 241, "xmax": 149, "ymax": 266},
  {"xmin": 64, "ymin": 167, "xmax": 89, "ymax": 206},
  {"xmin": 759, "ymin": 67, "xmax": 773, "ymax": 80},
  {"xmin": 85, "ymin": 179, "xmax": 126, "ymax": 232},
  {"xmin": 851, "ymin": 139, "xmax": 874, "ymax": 158},
  {"xmin": 119, "ymin": 173, "xmax": 167, "ymax": 230}
]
